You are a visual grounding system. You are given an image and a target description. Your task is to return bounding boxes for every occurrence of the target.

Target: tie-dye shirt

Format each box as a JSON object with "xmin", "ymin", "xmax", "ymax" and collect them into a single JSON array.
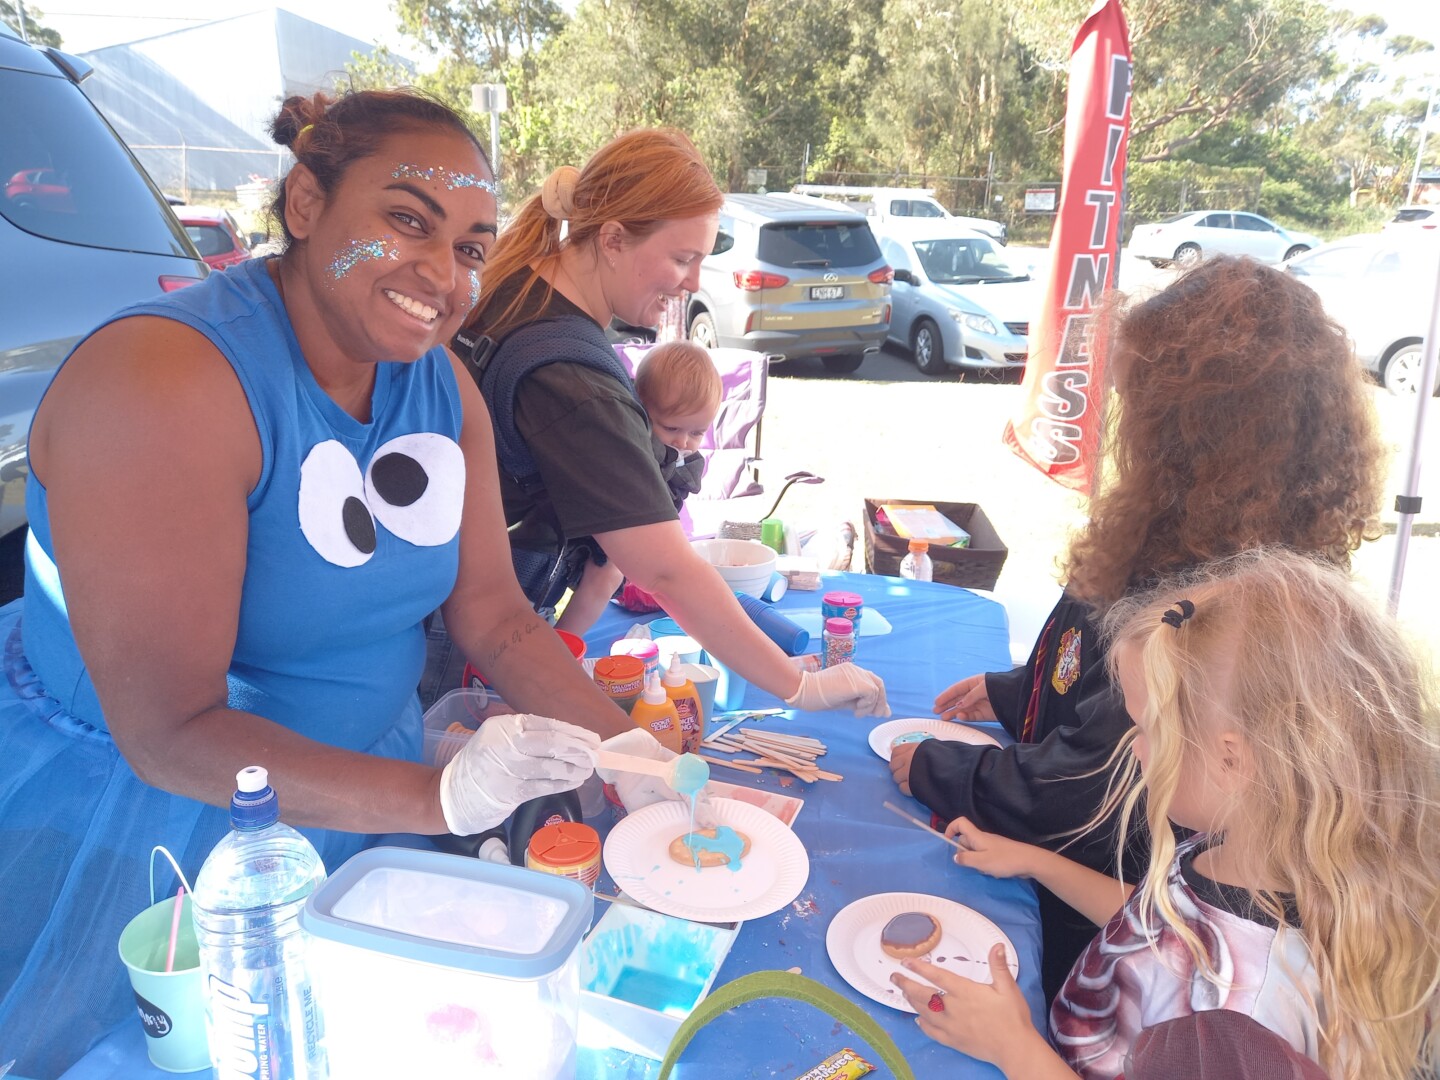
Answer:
[{"xmin": 1051, "ymin": 835, "xmax": 1322, "ymax": 1080}]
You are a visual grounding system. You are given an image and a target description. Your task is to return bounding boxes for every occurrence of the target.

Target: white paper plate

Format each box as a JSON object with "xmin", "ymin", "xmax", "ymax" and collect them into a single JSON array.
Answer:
[
  {"xmin": 603, "ymin": 797, "xmax": 809, "ymax": 922},
  {"xmin": 867, "ymin": 717, "xmax": 1002, "ymax": 762},
  {"xmin": 825, "ymin": 892, "xmax": 1019, "ymax": 1013}
]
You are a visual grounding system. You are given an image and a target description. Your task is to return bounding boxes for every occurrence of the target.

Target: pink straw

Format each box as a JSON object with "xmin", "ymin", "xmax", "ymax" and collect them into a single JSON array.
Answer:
[{"xmin": 164, "ymin": 885, "xmax": 185, "ymax": 973}]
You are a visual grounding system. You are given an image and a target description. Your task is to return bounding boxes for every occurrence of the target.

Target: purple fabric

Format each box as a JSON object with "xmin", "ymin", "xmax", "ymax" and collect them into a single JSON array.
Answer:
[{"xmin": 614, "ymin": 344, "xmax": 768, "ymax": 538}]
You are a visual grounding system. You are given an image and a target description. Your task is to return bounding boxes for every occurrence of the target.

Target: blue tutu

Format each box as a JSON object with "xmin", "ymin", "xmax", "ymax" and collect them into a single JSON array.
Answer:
[{"xmin": 0, "ymin": 600, "xmax": 423, "ymax": 1075}]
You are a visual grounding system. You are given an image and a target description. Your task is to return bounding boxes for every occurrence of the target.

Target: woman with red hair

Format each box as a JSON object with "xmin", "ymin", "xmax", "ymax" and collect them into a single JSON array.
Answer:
[{"xmin": 452, "ymin": 128, "xmax": 889, "ymax": 726}]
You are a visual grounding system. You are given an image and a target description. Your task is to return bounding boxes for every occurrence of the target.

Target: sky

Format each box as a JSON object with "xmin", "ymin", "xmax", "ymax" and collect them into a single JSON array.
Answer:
[
  {"xmin": 38, "ymin": 2, "xmax": 413, "ymax": 54},
  {"xmin": 32, "ymin": 0, "xmax": 1440, "ymax": 70}
]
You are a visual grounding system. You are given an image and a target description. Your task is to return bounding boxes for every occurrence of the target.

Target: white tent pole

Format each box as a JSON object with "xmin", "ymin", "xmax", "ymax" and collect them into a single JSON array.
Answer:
[{"xmin": 1388, "ymin": 241, "xmax": 1440, "ymax": 614}]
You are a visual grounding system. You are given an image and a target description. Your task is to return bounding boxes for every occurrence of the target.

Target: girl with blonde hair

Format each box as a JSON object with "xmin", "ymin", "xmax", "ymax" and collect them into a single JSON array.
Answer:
[
  {"xmin": 892, "ymin": 548, "xmax": 1439, "ymax": 1080},
  {"xmin": 450, "ymin": 129, "xmax": 889, "ymax": 757}
]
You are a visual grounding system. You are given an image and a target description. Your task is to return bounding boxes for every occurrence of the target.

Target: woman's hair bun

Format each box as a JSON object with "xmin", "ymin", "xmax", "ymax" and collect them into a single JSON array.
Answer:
[
  {"xmin": 540, "ymin": 166, "xmax": 580, "ymax": 220},
  {"xmin": 270, "ymin": 92, "xmax": 331, "ymax": 151}
]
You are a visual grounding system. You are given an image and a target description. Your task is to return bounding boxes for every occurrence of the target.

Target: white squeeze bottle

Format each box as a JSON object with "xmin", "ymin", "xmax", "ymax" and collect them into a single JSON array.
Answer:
[
  {"xmin": 193, "ymin": 766, "xmax": 328, "ymax": 1079},
  {"xmin": 899, "ymin": 539, "xmax": 934, "ymax": 582}
]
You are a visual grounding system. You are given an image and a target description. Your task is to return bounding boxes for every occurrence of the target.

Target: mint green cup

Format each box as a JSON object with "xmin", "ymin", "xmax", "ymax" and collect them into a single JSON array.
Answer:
[{"xmin": 117, "ymin": 893, "xmax": 210, "ymax": 1072}]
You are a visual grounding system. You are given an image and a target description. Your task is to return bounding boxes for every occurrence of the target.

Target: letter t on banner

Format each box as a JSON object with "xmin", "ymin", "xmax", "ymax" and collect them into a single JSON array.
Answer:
[{"xmin": 1003, "ymin": 0, "xmax": 1132, "ymax": 491}]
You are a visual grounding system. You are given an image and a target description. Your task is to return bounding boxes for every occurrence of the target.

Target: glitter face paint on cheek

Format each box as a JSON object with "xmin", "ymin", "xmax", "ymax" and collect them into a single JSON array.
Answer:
[
  {"xmin": 468, "ymin": 269, "xmax": 480, "ymax": 309},
  {"xmin": 327, "ymin": 236, "xmax": 399, "ymax": 282},
  {"xmin": 391, "ymin": 163, "xmax": 500, "ymax": 196}
]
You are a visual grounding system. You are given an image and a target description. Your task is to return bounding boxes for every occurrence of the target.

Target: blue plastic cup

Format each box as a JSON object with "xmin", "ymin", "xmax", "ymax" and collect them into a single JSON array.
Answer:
[{"xmin": 733, "ymin": 592, "xmax": 810, "ymax": 656}]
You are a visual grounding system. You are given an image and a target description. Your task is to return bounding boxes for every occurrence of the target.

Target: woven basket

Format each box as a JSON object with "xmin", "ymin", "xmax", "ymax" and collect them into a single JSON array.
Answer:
[{"xmin": 863, "ymin": 498, "xmax": 1008, "ymax": 590}]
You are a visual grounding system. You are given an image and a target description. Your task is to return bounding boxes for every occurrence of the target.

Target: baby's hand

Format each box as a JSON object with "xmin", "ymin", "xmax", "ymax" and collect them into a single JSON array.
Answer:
[{"xmin": 947, "ymin": 817, "xmax": 1039, "ymax": 879}]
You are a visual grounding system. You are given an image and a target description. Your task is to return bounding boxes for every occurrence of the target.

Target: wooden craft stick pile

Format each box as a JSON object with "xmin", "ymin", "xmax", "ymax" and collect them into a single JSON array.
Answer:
[{"xmin": 697, "ymin": 728, "xmax": 841, "ymax": 784}]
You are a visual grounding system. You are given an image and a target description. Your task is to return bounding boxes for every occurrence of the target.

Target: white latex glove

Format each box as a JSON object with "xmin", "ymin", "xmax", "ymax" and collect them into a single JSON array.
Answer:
[
  {"xmin": 786, "ymin": 664, "xmax": 891, "ymax": 717},
  {"xmin": 594, "ymin": 728, "xmax": 718, "ymax": 828},
  {"xmin": 439, "ymin": 713, "xmax": 600, "ymax": 835}
]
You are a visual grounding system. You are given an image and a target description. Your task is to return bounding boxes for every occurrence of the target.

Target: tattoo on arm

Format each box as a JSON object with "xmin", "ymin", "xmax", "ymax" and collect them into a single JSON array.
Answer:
[{"xmin": 483, "ymin": 618, "xmax": 543, "ymax": 675}]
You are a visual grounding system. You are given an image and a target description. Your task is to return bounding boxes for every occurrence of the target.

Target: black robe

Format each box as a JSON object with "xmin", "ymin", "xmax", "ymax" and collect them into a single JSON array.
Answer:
[{"xmin": 908, "ymin": 593, "xmax": 1140, "ymax": 1003}]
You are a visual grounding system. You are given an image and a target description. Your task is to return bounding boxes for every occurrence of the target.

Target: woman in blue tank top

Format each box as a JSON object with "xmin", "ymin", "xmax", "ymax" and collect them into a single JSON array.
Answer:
[{"xmin": 0, "ymin": 88, "xmax": 631, "ymax": 1075}]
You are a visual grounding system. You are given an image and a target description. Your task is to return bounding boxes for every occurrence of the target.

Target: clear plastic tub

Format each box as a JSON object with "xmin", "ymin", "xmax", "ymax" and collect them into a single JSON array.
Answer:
[
  {"xmin": 423, "ymin": 687, "xmax": 513, "ymax": 767},
  {"xmin": 578, "ymin": 902, "xmax": 737, "ymax": 1060},
  {"xmin": 302, "ymin": 846, "xmax": 591, "ymax": 1078}
]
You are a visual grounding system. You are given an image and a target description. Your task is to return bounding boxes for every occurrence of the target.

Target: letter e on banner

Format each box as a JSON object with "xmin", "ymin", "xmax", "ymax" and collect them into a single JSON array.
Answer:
[{"xmin": 1003, "ymin": 0, "xmax": 1132, "ymax": 491}]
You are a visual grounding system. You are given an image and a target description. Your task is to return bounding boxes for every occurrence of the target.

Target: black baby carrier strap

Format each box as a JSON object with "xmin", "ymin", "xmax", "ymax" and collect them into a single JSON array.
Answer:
[{"xmin": 453, "ymin": 315, "xmax": 640, "ymax": 616}]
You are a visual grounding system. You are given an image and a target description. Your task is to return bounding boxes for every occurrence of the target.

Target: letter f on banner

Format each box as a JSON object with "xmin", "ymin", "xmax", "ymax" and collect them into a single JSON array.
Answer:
[{"xmin": 1003, "ymin": 0, "xmax": 1131, "ymax": 491}]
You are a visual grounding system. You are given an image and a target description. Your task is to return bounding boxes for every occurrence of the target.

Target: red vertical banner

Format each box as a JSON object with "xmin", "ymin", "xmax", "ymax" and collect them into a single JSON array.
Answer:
[{"xmin": 1003, "ymin": 0, "xmax": 1132, "ymax": 491}]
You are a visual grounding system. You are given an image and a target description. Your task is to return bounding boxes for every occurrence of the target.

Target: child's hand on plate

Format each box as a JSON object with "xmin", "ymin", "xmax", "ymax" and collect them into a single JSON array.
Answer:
[
  {"xmin": 888, "ymin": 741, "xmax": 920, "ymax": 794},
  {"xmin": 890, "ymin": 949, "xmax": 1040, "ymax": 1067}
]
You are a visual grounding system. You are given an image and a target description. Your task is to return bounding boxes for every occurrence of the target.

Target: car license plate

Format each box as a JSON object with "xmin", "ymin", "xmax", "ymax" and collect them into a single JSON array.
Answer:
[{"xmin": 809, "ymin": 285, "xmax": 844, "ymax": 300}]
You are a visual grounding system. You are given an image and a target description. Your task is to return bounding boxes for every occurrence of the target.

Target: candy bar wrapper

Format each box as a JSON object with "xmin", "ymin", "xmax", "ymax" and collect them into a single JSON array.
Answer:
[{"xmin": 792, "ymin": 1047, "xmax": 875, "ymax": 1080}]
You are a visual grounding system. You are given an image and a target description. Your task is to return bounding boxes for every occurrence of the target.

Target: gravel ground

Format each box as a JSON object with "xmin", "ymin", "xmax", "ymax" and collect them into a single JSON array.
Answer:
[{"xmin": 732, "ymin": 344, "xmax": 1438, "ymax": 655}]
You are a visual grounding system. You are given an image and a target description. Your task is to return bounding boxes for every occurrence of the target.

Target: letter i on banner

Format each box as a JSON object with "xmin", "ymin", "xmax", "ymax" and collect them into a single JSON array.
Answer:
[{"xmin": 1003, "ymin": 0, "xmax": 1132, "ymax": 492}]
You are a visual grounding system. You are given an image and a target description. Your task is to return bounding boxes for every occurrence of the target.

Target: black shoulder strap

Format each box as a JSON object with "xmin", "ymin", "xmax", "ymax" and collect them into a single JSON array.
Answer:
[{"xmin": 455, "ymin": 314, "xmax": 638, "ymax": 493}]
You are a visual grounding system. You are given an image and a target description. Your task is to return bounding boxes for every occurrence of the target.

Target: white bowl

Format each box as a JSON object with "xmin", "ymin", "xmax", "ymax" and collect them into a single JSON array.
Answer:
[{"xmin": 690, "ymin": 538, "xmax": 777, "ymax": 597}]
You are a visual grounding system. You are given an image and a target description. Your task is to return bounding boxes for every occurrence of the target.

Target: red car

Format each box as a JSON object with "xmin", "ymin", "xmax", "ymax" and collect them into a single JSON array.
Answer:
[
  {"xmin": 5, "ymin": 167, "xmax": 74, "ymax": 212},
  {"xmin": 175, "ymin": 204, "xmax": 252, "ymax": 270}
]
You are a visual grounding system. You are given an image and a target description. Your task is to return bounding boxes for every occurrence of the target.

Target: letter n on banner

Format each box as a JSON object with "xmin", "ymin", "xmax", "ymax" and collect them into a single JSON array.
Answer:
[{"xmin": 1003, "ymin": 0, "xmax": 1132, "ymax": 491}]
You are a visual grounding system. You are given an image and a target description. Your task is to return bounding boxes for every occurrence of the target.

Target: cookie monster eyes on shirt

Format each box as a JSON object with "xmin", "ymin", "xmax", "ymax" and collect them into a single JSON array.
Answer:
[{"xmin": 19, "ymin": 255, "xmax": 467, "ymax": 754}]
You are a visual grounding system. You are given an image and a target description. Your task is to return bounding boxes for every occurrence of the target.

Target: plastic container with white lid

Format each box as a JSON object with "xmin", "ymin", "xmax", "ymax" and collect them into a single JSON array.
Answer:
[{"xmin": 301, "ymin": 846, "xmax": 591, "ymax": 1078}]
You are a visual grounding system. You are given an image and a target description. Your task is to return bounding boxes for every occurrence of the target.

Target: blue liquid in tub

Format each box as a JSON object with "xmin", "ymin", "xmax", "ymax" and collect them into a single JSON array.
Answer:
[{"xmin": 610, "ymin": 966, "xmax": 706, "ymax": 1016}]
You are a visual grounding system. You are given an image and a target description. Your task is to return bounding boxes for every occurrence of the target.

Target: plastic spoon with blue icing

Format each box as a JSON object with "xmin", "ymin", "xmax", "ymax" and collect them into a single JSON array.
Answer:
[{"xmin": 594, "ymin": 749, "xmax": 711, "ymax": 796}]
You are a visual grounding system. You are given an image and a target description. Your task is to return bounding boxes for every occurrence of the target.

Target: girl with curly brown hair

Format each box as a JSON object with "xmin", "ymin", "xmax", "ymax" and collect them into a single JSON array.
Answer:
[{"xmin": 890, "ymin": 254, "xmax": 1386, "ymax": 1002}]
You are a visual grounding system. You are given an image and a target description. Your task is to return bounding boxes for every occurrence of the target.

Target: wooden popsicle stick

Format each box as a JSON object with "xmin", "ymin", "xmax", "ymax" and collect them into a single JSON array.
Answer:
[
  {"xmin": 737, "ymin": 756, "xmax": 818, "ymax": 783},
  {"xmin": 737, "ymin": 741, "xmax": 811, "ymax": 771},
  {"xmin": 594, "ymin": 749, "xmax": 672, "ymax": 779},
  {"xmin": 742, "ymin": 736, "xmax": 821, "ymax": 760},
  {"xmin": 697, "ymin": 753, "xmax": 763, "ymax": 775},
  {"xmin": 750, "ymin": 731, "xmax": 826, "ymax": 749}
]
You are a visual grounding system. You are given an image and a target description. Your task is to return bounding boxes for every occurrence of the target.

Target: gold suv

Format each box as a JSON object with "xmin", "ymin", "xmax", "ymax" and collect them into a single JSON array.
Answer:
[{"xmin": 686, "ymin": 193, "xmax": 892, "ymax": 375}]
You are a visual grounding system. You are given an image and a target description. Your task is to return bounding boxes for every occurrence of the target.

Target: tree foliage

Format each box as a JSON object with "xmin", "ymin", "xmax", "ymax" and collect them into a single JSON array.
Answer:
[
  {"xmin": 358, "ymin": 0, "xmax": 1435, "ymax": 230},
  {"xmin": 1, "ymin": 1, "xmax": 62, "ymax": 48}
]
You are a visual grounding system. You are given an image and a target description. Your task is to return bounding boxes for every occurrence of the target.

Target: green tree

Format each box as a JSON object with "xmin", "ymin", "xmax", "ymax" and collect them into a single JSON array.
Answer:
[
  {"xmin": 862, "ymin": 0, "xmax": 1063, "ymax": 190},
  {"xmin": 2, "ymin": 0, "xmax": 62, "ymax": 47}
]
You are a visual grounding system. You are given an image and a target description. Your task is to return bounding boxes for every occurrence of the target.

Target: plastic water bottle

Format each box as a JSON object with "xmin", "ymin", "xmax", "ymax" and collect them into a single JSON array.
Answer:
[
  {"xmin": 193, "ymin": 766, "xmax": 327, "ymax": 1079},
  {"xmin": 899, "ymin": 539, "xmax": 934, "ymax": 582}
]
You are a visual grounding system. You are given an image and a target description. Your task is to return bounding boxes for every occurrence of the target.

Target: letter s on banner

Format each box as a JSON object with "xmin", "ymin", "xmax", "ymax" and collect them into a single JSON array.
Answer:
[{"xmin": 1003, "ymin": 0, "xmax": 1132, "ymax": 492}]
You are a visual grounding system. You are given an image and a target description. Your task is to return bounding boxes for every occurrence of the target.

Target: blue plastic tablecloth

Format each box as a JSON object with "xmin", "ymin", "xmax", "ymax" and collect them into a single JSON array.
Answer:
[{"xmin": 64, "ymin": 572, "xmax": 1039, "ymax": 1080}]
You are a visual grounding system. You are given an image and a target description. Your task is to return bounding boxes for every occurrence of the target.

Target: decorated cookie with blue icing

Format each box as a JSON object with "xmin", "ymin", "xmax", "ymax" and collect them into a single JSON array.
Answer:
[
  {"xmin": 669, "ymin": 826, "xmax": 751, "ymax": 870},
  {"xmin": 890, "ymin": 731, "xmax": 936, "ymax": 749}
]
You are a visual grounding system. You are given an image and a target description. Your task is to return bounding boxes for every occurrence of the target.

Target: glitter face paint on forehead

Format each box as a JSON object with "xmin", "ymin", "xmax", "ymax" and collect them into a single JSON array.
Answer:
[
  {"xmin": 467, "ymin": 269, "xmax": 481, "ymax": 309},
  {"xmin": 391, "ymin": 162, "xmax": 500, "ymax": 196},
  {"xmin": 327, "ymin": 236, "xmax": 399, "ymax": 282}
]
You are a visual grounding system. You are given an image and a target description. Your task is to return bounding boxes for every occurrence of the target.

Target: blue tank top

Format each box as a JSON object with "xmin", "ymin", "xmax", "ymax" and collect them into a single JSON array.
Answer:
[{"xmin": 22, "ymin": 257, "xmax": 463, "ymax": 751}]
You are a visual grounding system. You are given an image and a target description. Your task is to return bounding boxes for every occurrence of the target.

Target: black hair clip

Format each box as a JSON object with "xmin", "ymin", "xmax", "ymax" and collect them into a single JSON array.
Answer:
[{"xmin": 1160, "ymin": 599, "xmax": 1195, "ymax": 629}]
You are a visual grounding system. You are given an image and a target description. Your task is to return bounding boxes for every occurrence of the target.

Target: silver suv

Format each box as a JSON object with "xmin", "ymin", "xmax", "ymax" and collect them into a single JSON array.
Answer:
[
  {"xmin": 686, "ymin": 194, "xmax": 891, "ymax": 375},
  {"xmin": 0, "ymin": 23, "xmax": 208, "ymax": 602}
]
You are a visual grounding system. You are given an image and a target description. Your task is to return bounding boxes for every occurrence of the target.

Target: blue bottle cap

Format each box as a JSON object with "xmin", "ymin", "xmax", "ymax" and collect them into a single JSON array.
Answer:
[{"xmin": 230, "ymin": 765, "xmax": 279, "ymax": 830}]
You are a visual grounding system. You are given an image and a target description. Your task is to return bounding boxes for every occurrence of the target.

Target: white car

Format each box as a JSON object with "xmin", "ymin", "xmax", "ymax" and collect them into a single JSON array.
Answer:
[
  {"xmin": 788, "ymin": 185, "xmax": 1008, "ymax": 245},
  {"xmin": 877, "ymin": 223, "xmax": 1038, "ymax": 375},
  {"xmin": 1385, "ymin": 205, "xmax": 1437, "ymax": 233},
  {"xmin": 1128, "ymin": 211, "xmax": 1319, "ymax": 268},
  {"xmin": 1285, "ymin": 232, "xmax": 1439, "ymax": 395}
]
